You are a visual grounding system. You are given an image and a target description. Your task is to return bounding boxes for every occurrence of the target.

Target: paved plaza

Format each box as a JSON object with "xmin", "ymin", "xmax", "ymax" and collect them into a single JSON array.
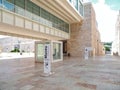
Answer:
[
  {"xmin": 0, "ymin": 53, "xmax": 34, "ymax": 60},
  {"xmin": 0, "ymin": 55, "xmax": 120, "ymax": 90}
]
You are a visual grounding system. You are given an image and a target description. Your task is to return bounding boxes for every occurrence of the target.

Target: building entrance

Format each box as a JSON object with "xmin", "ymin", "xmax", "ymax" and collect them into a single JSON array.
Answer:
[
  {"xmin": 35, "ymin": 42, "xmax": 45, "ymax": 62},
  {"xmin": 35, "ymin": 41, "xmax": 63, "ymax": 63}
]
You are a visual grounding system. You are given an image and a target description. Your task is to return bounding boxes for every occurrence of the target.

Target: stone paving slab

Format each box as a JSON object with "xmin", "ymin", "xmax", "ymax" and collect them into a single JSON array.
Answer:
[{"xmin": 0, "ymin": 56, "xmax": 120, "ymax": 90}]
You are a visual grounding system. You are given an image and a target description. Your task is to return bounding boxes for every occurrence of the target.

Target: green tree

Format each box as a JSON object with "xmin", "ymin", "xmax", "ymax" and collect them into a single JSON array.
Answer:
[{"xmin": 105, "ymin": 46, "xmax": 110, "ymax": 51}]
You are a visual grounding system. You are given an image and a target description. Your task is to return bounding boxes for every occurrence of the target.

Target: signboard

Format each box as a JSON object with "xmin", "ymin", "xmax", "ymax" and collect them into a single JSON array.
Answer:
[
  {"xmin": 44, "ymin": 44, "xmax": 51, "ymax": 74},
  {"xmin": 86, "ymin": 47, "xmax": 93, "ymax": 51},
  {"xmin": 84, "ymin": 48, "xmax": 88, "ymax": 60}
]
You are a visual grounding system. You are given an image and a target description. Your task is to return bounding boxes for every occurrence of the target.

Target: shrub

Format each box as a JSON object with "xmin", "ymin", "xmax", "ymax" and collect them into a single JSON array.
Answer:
[{"xmin": 11, "ymin": 48, "xmax": 20, "ymax": 52}]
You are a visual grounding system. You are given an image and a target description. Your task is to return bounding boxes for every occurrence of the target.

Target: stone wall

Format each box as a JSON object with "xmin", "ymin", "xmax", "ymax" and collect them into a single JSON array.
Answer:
[
  {"xmin": 67, "ymin": 2, "xmax": 104, "ymax": 57},
  {"xmin": 67, "ymin": 22, "xmax": 92, "ymax": 57}
]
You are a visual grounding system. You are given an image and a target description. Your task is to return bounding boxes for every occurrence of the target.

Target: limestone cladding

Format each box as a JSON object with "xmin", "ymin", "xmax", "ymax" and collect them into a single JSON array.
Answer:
[{"xmin": 67, "ymin": 2, "xmax": 105, "ymax": 57}]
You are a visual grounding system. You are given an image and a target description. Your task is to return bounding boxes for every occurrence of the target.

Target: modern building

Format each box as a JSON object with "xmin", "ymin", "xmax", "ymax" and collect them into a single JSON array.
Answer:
[
  {"xmin": 0, "ymin": 0, "xmax": 104, "ymax": 62},
  {"xmin": 112, "ymin": 10, "xmax": 120, "ymax": 56},
  {"xmin": 0, "ymin": 0, "xmax": 84, "ymax": 62},
  {"xmin": 67, "ymin": 2, "xmax": 105, "ymax": 57}
]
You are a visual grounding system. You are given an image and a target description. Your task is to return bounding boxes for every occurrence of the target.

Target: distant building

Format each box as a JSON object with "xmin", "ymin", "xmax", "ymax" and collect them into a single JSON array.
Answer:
[
  {"xmin": 112, "ymin": 10, "xmax": 120, "ymax": 56},
  {"xmin": 0, "ymin": 37, "xmax": 36, "ymax": 52}
]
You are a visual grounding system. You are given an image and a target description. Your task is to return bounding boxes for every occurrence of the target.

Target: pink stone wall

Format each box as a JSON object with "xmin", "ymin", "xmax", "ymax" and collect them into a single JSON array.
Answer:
[{"xmin": 67, "ymin": 3, "xmax": 105, "ymax": 57}]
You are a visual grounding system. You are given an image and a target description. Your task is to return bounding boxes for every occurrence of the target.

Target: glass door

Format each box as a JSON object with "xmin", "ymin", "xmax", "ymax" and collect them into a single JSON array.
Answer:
[
  {"xmin": 52, "ymin": 41, "xmax": 63, "ymax": 62},
  {"xmin": 53, "ymin": 42, "xmax": 61, "ymax": 60},
  {"xmin": 35, "ymin": 40, "xmax": 63, "ymax": 63},
  {"xmin": 35, "ymin": 42, "xmax": 44, "ymax": 62}
]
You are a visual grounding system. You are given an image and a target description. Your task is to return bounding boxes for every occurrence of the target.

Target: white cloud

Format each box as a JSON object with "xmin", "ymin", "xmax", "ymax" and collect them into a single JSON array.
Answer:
[{"xmin": 92, "ymin": 0, "xmax": 118, "ymax": 42}]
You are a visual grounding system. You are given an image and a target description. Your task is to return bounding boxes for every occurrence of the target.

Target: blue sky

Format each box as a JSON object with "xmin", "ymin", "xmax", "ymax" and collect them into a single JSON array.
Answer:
[
  {"xmin": 87, "ymin": 0, "xmax": 120, "ymax": 42},
  {"xmin": 91, "ymin": 0, "xmax": 120, "ymax": 10},
  {"xmin": 104, "ymin": 0, "xmax": 120, "ymax": 10}
]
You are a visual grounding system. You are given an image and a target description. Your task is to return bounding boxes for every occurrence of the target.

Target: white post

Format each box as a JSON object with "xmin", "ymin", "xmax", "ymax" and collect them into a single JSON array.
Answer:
[
  {"xmin": 85, "ymin": 48, "xmax": 88, "ymax": 60},
  {"xmin": 44, "ymin": 44, "xmax": 51, "ymax": 75}
]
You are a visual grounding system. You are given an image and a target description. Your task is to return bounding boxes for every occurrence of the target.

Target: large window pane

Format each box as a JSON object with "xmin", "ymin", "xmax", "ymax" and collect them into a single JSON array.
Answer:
[
  {"xmin": 53, "ymin": 17, "xmax": 58, "ymax": 28},
  {"xmin": 41, "ymin": 8, "xmax": 46, "ymax": 18},
  {"xmin": 15, "ymin": 0, "xmax": 25, "ymax": 9},
  {"xmin": 3, "ymin": 0, "xmax": 14, "ymax": 11},
  {"xmin": 0, "ymin": 0, "xmax": 2, "ymax": 3},
  {"xmin": 73, "ymin": 0, "xmax": 78, "ymax": 10},
  {"xmin": 14, "ymin": 0, "xmax": 25, "ymax": 15},
  {"xmin": 41, "ymin": 8, "xmax": 49, "ymax": 20},
  {"xmin": 57, "ymin": 19, "xmax": 62, "ymax": 30},
  {"xmin": 53, "ymin": 43, "xmax": 61, "ymax": 60},
  {"xmin": 79, "ymin": 0, "xmax": 83, "ymax": 16},
  {"xmin": 69, "ymin": 0, "xmax": 84, "ymax": 16},
  {"xmin": 32, "ymin": 3, "xmax": 40, "ymax": 21},
  {"xmin": 1, "ymin": 0, "xmax": 69, "ymax": 33},
  {"xmin": 32, "ymin": 3, "xmax": 40, "ymax": 16},
  {"xmin": 49, "ymin": 14, "xmax": 54, "ymax": 26},
  {"xmin": 69, "ymin": 0, "xmax": 71, "ymax": 2},
  {"xmin": 26, "ymin": 0, "xmax": 32, "ymax": 13},
  {"xmin": 6, "ymin": 0, "xmax": 14, "ymax": 4},
  {"xmin": 65, "ymin": 23, "xmax": 69, "ymax": 33},
  {"xmin": 0, "ymin": 0, "xmax": 2, "ymax": 7},
  {"xmin": 37, "ymin": 44, "xmax": 44, "ymax": 61}
]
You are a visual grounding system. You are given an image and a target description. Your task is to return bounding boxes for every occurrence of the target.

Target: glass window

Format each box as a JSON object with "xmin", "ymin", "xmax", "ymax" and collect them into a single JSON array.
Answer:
[
  {"xmin": 53, "ymin": 43, "xmax": 61, "ymax": 60},
  {"xmin": 32, "ymin": 3, "xmax": 40, "ymax": 21},
  {"xmin": 79, "ymin": 0, "xmax": 83, "ymax": 16},
  {"xmin": 32, "ymin": 3, "xmax": 40, "ymax": 16},
  {"xmin": 73, "ymin": 0, "xmax": 78, "ymax": 10},
  {"xmin": 59, "ymin": 21, "xmax": 64, "ymax": 31},
  {"xmin": 14, "ymin": 0, "xmax": 25, "ymax": 16},
  {"xmin": 69, "ymin": 0, "xmax": 71, "ymax": 2},
  {"xmin": 3, "ymin": 0, "xmax": 14, "ymax": 11},
  {"xmin": 6, "ymin": 0, "xmax": 14, "ymax": 4},
  {"xmin": 45, "ymin": 12, "xmax": 50, "ymax": 20},
  {"xmin": 41, "ymin": 8, "xmax": 46, "ymax": 18},
  {"xmin": 49, "ymin": 14, "xmax": 55, "ymax": 27},
  {"xmin": 65, "ymin": 23, "xmax": 69, "ymax": 33},
  {"xmin": 57, "ymin": 19, "xmax": 62, "ymax": 30},
  {"xmin": 0, "ymin": 0, "xmax": 2, "ymax": 4},
  {"xmin": 49, "ymin": 14, "xmax": 54, "ymax": 22},
  {"xmin": 26, "ymin": 0, "xmax": 32, "ymax": 13},
  {"xmin": 41, "ymin": 8, "xmax": 50, "ymax": 21},
  {"xmin": 37, "ymin": 44, "xmax": 44, "ymax": 61},
  {"xmin": 54, "ymin": 17, "xmax": 58, "ymax": 28},
  {"xmin": 1, "ymin": 0, "xmax": 69, "ymax": 33},
  {"xmin": 41, "ymin": 8, "xmax": 47, "ymax": 25},
  {"xmin": 15, "ymin": 0, "xmax": 25, "ymax": 9},
  {"xmin": 0, "ymin": 0, "xmax": 2, "ymax": 7}
]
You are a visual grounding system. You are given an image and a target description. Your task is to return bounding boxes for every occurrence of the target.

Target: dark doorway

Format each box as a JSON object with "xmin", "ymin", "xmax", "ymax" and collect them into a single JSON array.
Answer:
[{"xmin": 63, "ymin": 40, "xmax": 67, "ymax": 54}]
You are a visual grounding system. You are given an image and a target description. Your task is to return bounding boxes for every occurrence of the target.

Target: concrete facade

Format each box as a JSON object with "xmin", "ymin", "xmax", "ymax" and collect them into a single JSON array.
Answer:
[{"xmin": 67, "ymin": 2, "xmax": 105, "ymax": 57}]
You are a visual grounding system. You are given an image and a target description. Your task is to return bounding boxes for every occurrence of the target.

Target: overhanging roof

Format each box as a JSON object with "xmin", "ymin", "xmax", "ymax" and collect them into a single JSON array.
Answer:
[{"xmin": 31, "ymin": 0, "xmax": 83, "ymax": 24}]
